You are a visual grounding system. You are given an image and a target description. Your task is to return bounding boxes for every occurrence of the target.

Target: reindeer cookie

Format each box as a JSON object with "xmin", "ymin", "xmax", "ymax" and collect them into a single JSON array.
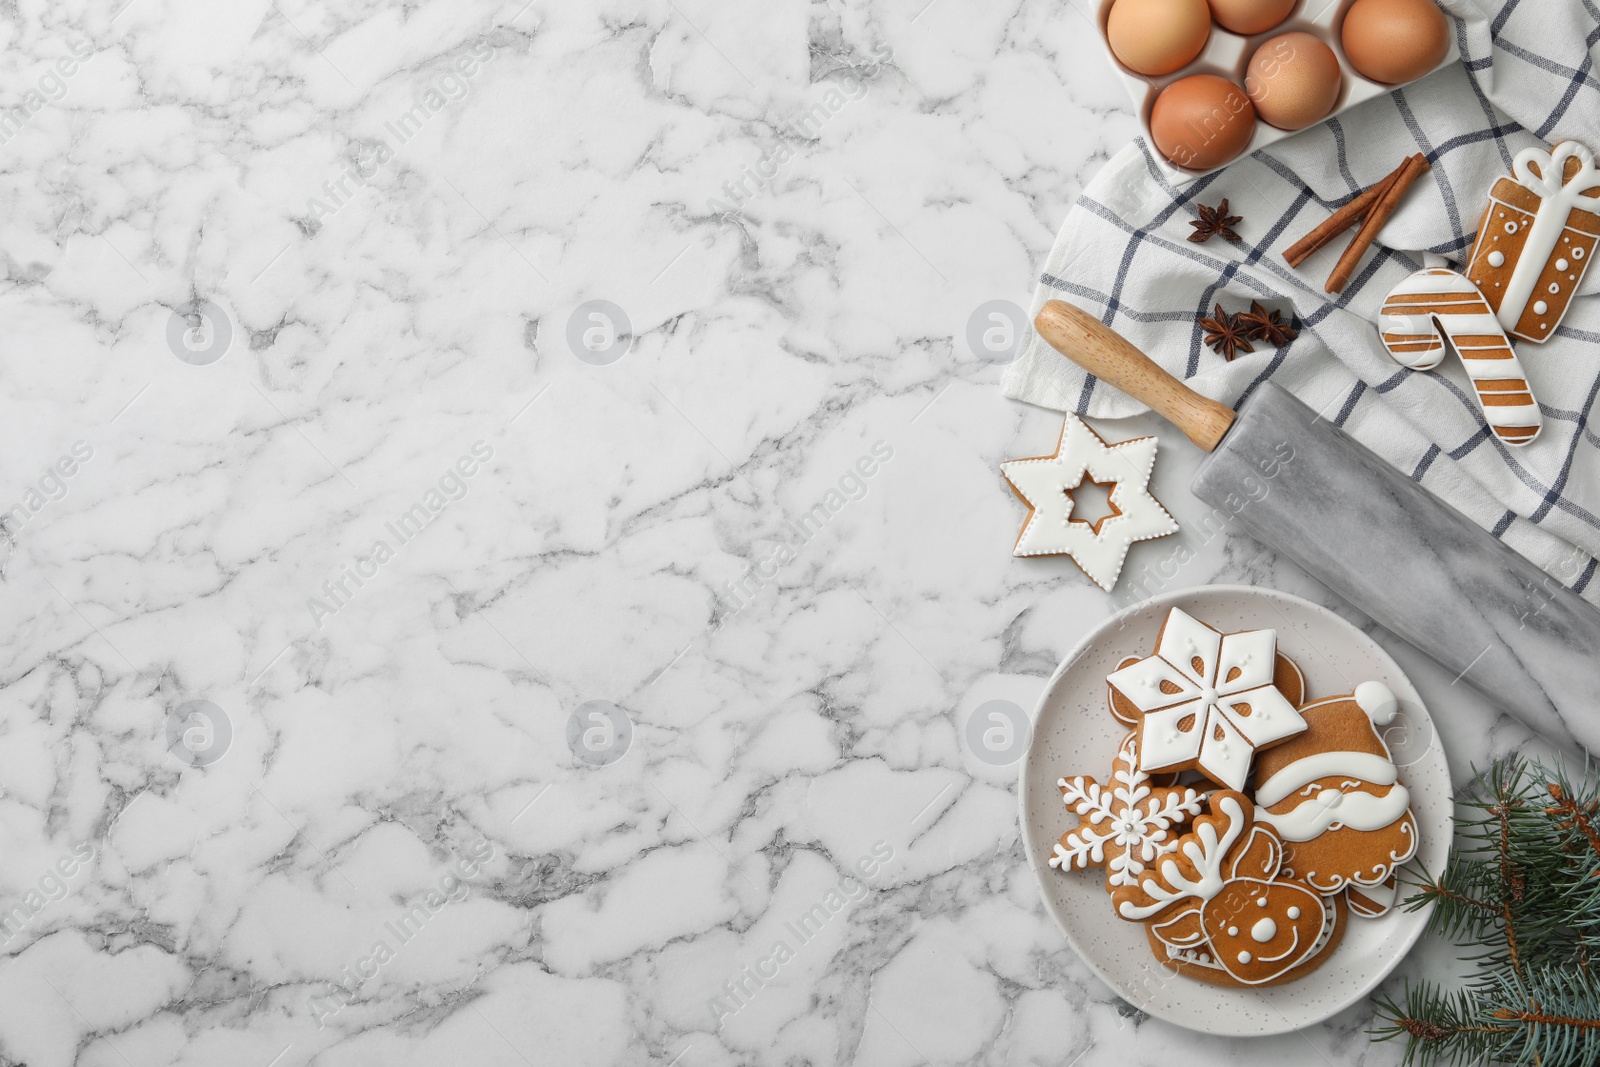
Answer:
[
  {"xmin": 1114, "ymin": 792, "xmax": 1346, "ymax": 987},
  {"xmin": 1252, "ymin": 681, "xmax": 1419, "ymax": 912}
]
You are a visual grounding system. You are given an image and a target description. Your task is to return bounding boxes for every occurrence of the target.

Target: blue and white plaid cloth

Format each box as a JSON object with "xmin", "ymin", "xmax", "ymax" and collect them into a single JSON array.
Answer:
[{"xmin": 1004, "ymin": 0, "xmax": 1600, "ymax": 605}]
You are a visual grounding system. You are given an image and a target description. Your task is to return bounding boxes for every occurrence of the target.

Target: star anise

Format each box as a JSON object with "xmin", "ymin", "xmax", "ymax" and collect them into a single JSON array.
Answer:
[
  {"xmin": 1188, "ymin": 199, "xmax": 1243, "ymax": 244},
  {"xmin": 1237, "ymin": 300, "xmax": 1300, "ymax": 346},
  {"xmin": 1199, "ymin": 304, "xmax": 1255, "ymax": 361}
]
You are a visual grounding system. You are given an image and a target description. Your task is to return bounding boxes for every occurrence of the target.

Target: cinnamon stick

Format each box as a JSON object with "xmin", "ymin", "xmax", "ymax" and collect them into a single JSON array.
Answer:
[
  {"xmin": 1325, "ymin": 153, "xmax": 1432, "ymax": 294},
  {"xmin": 1283, "ymin": 159, "xmax": 1410, "ymax": 268}
]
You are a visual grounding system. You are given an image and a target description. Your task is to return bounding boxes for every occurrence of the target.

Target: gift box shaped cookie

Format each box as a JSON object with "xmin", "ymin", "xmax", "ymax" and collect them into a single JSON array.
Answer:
[{"xmin": 1465, "ymin": 140, "xmax": 1600, "ymax": 343}]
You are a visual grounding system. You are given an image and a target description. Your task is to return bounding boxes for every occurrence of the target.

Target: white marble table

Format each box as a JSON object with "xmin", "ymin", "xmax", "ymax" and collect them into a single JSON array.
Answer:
[{"xmin": 0, "ymin": 2, "xmax": 1564, "ymax": 1065}]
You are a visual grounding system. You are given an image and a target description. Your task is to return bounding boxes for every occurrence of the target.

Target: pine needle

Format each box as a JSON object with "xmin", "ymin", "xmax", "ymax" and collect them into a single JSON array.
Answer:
[{"xmin": 1375, "ymin": 758, "xmax": 1600, "ymax": 1066}]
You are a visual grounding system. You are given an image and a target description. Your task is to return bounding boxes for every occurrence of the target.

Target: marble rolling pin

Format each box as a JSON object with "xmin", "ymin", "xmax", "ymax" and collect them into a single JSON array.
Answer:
[{"xmin": 1034, "ymin": 299, "xmax": 1600, "ymax": 756}]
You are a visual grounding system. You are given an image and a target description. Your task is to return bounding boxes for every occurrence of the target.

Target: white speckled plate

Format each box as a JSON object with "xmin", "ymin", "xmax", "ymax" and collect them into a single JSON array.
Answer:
[{"xmin": 1020, "ymin": 586, "xmax": 1450, "ymax": 1036}]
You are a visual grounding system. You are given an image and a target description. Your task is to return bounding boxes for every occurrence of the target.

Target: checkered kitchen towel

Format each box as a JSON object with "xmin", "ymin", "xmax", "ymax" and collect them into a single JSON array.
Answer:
[{"xmin": 1004, "ymin": 0, "xmax": 1600, "ymax": 604}]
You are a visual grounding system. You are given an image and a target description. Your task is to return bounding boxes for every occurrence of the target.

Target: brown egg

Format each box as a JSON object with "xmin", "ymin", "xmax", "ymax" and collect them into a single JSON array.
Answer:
[
  {"xmin": 1107, "ymin": 0, "xmax": 1212, "ymax": 77},
  {"xmin": 1150, "ymin": 75, "xmax": 1257, "ymax": 170},
  {"xmin": 1208, "ymin": 0, "xmax": 1295, "ymax": 35},
  {"xmin": 1341, "ymin": 0, "xmax": 1450, "ymax": 85},
  {"xmin": 1247, "ymin": 32, "xmax": 1343, "ymax": 130}
]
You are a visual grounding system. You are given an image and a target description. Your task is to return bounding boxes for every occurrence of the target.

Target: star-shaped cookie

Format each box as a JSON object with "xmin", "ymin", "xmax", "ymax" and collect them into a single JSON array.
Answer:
[
  {"xmin": 1107, "ymin": 607, "xmax": 1307, "ymax": 791},
  {"xmin": 1002, "ymin": 415, "xmax": 1179, "ymax": 591}
]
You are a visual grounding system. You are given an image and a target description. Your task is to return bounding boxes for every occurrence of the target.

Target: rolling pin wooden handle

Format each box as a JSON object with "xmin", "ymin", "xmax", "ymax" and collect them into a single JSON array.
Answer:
[{"xmin": 1033, "ymin": 300, "xmax": 1237, "ymax": 453}]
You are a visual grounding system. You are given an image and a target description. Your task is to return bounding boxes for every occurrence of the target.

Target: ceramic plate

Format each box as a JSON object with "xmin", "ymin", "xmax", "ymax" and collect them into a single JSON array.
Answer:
[{"xmin": 1019, "ymin": 585, "xmax": 1450, "ymax": 1036}]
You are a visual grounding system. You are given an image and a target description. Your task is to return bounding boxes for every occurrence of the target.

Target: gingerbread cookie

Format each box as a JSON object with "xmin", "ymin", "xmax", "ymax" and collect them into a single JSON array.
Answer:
[
  {"xmin": 1054, "ymin": 618, "xmax": 1422, "ymax": 989},
  {"xmin": 1114, "ymin": 792, "xmax": 1343, "ymax": 987},
  {"xmin": 1465, "ymin": 140, "xmax": 1600, "ymax": 343},
  {"xmin": 1001, "ymin": 415, "xmax": 1179, "ymax": 591},
  {"xmin": 1107, "ymin": 607, "xmax": 1308, "ymax": 791},
  {"xmin": 1108, "ymin": 650, "xmax": 1306, "ymax": 727},
  {"xmin": 1051, "ymin": 731, "xmax": 1206, "ymax": 891},
  {"xmin": 1252, "ymin": 681, "xmax": 1418, "ymax": 905},
  {"xmin": 1346, "ymin": 875, "xmax": 1399, "ymax": 918},
  {"xmin": 1378, "ymin": 267, "xmax": 1542, "ymax": 446},
  {"xmin": 1143, "ymin": 897, "xmax": 1346, "ymax": 986}
]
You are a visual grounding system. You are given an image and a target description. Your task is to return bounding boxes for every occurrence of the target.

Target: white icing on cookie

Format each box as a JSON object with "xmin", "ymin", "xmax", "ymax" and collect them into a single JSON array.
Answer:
[
  {"xmin": 1500, "ymin": 143, "xmax": 1600, "ymax": 329},
  {"xmin": 1254, "ymin": 751, "xmax": 1399, "ymax": 808},
  {"xmin": 1354, "ymin": 680, "xmax": 1398, "ymax": 724},
  {"xmin": 1378, "ymin": 269, "xmax": 1542, "ymax": 445},
  {"xmin": 1108, "ymin": 608, "xmax": 1306, "ymax": 790},
  {"xmin": 1255, "ymin": 784, "xmax": 1412, "ymax": 841},
  {"xmin": 1116, "ymin": 794, "xmax": 1251, "ymax": 920},
  {"xmin": 1002, "ymin": 416, "xmax": 1179, "ymax": 590},
  {"xmin": 1467, "ymin": 141, "xmax": 1600, "ymax": 341},
  {"xmin": 1051, "ymin": 733, "xmax": 1205, "ymax": 887}
]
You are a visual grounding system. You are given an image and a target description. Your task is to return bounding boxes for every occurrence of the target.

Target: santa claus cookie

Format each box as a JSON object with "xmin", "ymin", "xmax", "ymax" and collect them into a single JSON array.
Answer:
[
  {"xmin": 1107, "ymin": 607, "xmax": 1308, "ymax": 790},
  {"xmin": 1251, "ymin": 680, "xmax": 1418, "ymax": 913},
  {"xmin": 1113, "ymin": 792, "xmax": 1346, "ymax": 987}
]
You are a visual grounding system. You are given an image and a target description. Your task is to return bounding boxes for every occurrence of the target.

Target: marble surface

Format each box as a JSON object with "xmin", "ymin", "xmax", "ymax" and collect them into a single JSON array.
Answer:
[{"xmin": 0, "ymin": 2, "xmax": 1570, "ymax": 1066}]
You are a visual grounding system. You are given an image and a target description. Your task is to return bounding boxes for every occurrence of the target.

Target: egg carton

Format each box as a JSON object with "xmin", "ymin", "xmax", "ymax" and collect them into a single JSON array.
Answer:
[{"xmin": 1092, "ymin": 0, "xmax": 1460, "ymax": 186}]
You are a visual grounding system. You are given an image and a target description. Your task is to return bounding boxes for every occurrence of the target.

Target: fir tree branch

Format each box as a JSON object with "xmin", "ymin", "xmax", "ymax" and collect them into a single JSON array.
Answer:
[
  {"xmin": 1492, "ymin": 1007, "xmax": 1600, "ymax": 1029},
  {"xmin": 1418, "ymin": 883, "xmax": 1499, "ymax": 914},
  {"xmin": 1373, "ymin": 986, "xmax": 1519, "ymax": 1067},
  {"xmin": 1500, "ymin": 898, "xmax": 1523, "ymax": 984},
  {"xmin": 1376, "ymin": 759, "xmax": 1600, "ymax": 1067},
  {"xmin": 1489, "ymin": 783, "xmax": 1528, "ymax": 981},
  {"xmin": 1546, "ymin": 783, "xmax": 1600, "ymax": 876}
]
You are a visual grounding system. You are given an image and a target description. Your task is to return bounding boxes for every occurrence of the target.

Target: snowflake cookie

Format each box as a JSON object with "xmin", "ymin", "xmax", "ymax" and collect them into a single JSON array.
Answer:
[
  {"xmin": 1001, "ymin": 415, "xmax": 1179, "ymax": 592},
  {"xmin": 1107, "ymin": 607, "xmax": 1307, "ymax": 791},
  {"xmin": 1050, "ymin": 731, "xmax": 1206, "ymax": 892}
]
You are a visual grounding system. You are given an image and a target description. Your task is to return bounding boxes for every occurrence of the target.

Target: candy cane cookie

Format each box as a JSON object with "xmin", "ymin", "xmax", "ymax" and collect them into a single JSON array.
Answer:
[{"xmin": 1378, "ymin": 268, "xmax": 1542, "ymax": 446}]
